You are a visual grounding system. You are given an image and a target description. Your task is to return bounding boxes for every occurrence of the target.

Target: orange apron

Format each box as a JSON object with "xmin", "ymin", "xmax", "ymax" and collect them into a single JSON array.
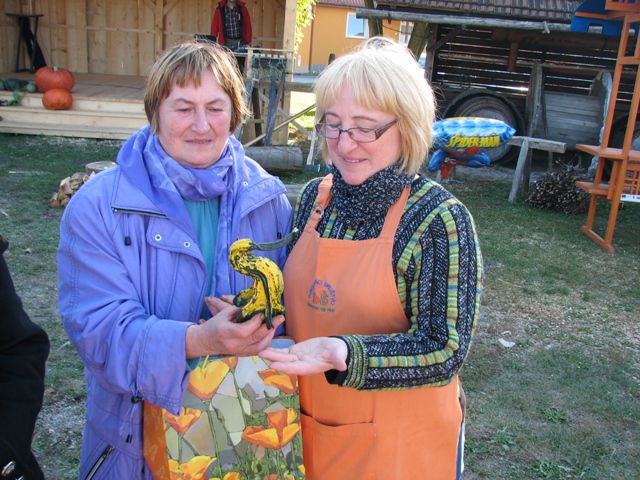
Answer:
[{"xmin": 284, "ymin": 175, "xmax": 462, "ymax": 480}]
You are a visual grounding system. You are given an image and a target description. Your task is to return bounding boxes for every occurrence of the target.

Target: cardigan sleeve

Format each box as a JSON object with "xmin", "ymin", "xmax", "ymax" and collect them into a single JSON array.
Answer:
[
  {"xmin": 339, "ymin": 194, "xmax": 482, "ymax": 390},
  {"xmin": 289, "ymin": 176, "xmax": 482, "ymax": 391}
]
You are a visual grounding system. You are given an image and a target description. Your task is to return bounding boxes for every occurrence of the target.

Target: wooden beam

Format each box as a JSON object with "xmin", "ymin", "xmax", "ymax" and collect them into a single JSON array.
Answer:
[
  {"xmin": 279, "ymin": 0, "xmax": 297, "ymax": 145},
  {"xmin": 426, "ymin": 26, "xmax": 463, "ymax": 54},
  {"xmin": 508, "ymin": 136, "xmax": 566, "ymax": 153},
  {"xmin": 509, "ymin": 137, "xmax": 530, "ymax": 203},
  {"xmin": 282, "ymin": 0, "xmax": 296, "ymax": 61},
  {"xmin": 356, "ymin": 8, "xmax": 573, "ymax": 32},
  {"xmin": 407, "ymin": 22, "xmax": 429, "ymax": 59},
  {"xmin": 257, "ymin": 90, "xmax": 311, "ymax": 136},
  {"xmin": 154, "ymin": 0, "xmax": 163, "ymax": 59},
  {"xmin": 244, "ymin": 103, "xmax": 315, "ymax": 147},
  {"xmin": 508, "ymin": 42, "xmax": 519, "ymax": 72},
  {"xmin": 164, "ymin": 0, "xmax": 180, "ymax": 17}
]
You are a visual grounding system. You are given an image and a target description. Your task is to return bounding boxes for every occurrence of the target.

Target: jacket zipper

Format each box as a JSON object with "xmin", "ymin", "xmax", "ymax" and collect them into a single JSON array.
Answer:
[
  {"xmin": 112, "ymin": 207, "xmax": 167, "ymax": 218},
  {"xmin": 84, "ymin": 445, "xmax": 113, "ymax": 480}
]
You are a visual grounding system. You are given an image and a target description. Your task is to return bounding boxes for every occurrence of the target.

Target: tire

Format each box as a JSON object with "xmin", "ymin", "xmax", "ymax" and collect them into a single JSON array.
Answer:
[{"xmin": 447, "ymin": 94, "xmax": 523, "ymax": 165}]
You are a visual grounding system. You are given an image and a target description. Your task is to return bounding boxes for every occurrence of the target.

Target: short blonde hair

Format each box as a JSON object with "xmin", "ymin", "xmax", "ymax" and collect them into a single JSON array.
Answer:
[
  {"xmin": 144, "ymin": 41, "xmax": 248, "ymax": 133},
  {"xmin": 314, "ymin": 37, "xmax": 436, "ymax": 175}
]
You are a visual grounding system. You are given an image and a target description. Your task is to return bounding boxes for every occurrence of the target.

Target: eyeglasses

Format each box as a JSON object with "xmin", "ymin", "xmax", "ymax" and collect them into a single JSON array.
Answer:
[{"xmin": 314, "ymin": 119, "xmax": 397, "ymax": 143}]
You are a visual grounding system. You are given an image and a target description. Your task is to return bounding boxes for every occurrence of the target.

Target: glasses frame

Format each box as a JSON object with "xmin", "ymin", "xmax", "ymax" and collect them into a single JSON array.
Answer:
[{"xmin": 314, "ymin": 119, "xmax": 398, "ymax": 143}]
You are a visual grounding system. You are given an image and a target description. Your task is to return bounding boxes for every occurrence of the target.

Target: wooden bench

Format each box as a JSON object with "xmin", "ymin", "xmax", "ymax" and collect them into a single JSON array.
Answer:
[{"xmin": 508, "ymin": 136, "xmax": 566, "ymax": 203}]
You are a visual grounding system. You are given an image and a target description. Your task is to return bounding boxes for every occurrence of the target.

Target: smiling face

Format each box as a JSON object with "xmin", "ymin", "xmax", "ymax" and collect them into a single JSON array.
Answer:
[
  {"xmin": 156, "ymin": 69, "xmax": 233, "ymax": 168},
  {"xmin": 324, "ymin": 85, "xmax": 402, "ymax": 185}
]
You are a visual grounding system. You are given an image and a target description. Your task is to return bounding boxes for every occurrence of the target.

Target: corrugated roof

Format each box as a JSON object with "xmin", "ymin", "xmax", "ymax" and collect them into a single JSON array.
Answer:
[
  {"xmin": 317, "ymin": 0, "xmax": 365, "ymax": 8},
  {"xmin": 373, "ymin": 0, "xmax": 582, "ymax": 22}
]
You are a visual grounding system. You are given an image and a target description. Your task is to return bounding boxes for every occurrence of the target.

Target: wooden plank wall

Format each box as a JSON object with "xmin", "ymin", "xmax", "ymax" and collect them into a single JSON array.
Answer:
[
  {"xmin": 430, "ymin": 25, "xmax": 631, "ymax": 109},
  {"xmin": 1, "ymin": 0, "xmax": 286, "ymax": 75},
  {"xmin": 0, "ymin": 0, "xmax": 21, "ymax": 72}
]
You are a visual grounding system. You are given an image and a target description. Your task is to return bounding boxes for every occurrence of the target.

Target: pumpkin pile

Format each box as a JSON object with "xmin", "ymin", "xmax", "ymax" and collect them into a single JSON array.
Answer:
[{"xmin": 35, "ymin": 66, "xmax": 75, "ymax": 110}]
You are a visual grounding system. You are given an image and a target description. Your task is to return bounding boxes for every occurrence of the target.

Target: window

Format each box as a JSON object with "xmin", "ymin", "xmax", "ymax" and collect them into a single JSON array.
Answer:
[
  {"xmin": 346, "ymin": 13, "xmax": 368, "ymax": 39},
  {"xmin": 399, "ymin": 21, "xmax": 412, "ymax": 45}
]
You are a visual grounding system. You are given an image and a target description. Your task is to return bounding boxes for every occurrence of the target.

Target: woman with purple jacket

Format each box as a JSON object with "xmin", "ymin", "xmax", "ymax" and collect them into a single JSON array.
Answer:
[{"xmin": 57, "ymin": 41, "xmax": 291, "ymax": 479}]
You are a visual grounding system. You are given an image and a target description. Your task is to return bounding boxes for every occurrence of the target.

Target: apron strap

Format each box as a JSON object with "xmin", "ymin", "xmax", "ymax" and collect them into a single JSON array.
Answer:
[
  {"xmin": 306, "ymin": 174, "xmax": 410, "ymax": 237},
  {"xmin": 306, "ymin": 174, "xmax": 333, "ymax": 230}
]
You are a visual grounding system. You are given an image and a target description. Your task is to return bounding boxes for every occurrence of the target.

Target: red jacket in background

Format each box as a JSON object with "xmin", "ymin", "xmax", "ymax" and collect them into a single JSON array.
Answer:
[{"xmin": 210, "ymin": 0, "xmax": 252, "ymax": 46}]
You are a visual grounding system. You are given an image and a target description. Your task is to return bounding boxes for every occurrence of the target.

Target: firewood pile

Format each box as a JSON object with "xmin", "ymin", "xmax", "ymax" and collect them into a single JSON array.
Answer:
[
  {"xmin": 49, "ymin": 161, "xmax": 116, "ymax": 208},
  {"xmin": 49, "ymin": 171, "xmax": 95, "ymax": 208},
  {"xmin": 526, "ymin": 167, "xmax": 590, "ymax": 214}
]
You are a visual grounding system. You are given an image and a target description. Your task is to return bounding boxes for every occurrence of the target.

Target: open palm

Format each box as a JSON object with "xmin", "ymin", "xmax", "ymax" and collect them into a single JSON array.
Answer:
[{"xmin": 259, "ymin": 337, "xmax": 347, "ymax": 375}]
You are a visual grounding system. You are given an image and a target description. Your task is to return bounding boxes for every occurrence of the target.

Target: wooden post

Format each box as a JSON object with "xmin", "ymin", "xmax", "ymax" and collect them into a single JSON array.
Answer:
[
  {"xmin": 154, "ymin": 0, "xmax": 164, "ymax": 60},
  {"xmin": 508, "ymin": 136, "xmax": 566, "ymax": 203},
  {"xmin": 279, "ymin": 0, "xmax": 297, "ymax": 145},
  {"xmin": 509, "ymin": 138, "xmax": 530, "ymax": 203}
]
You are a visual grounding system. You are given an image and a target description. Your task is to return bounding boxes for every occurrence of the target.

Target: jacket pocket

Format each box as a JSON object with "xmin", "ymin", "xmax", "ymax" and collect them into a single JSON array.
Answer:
[
  {"xmin": 82, "ymin": 441, "xmax": 144, "ymax": 480},
  {"xmin": 83, "ymin": 445, "xmax": 113, "ymax": 480},
  {"xmin": 301, "ymin": 413, "xmax": 378, "ymax": 480}
]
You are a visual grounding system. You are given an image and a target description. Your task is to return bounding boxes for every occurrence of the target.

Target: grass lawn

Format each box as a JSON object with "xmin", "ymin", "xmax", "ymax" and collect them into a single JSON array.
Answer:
[{"xmin": 0, "ymin": 131, "xmax": 638, "ymax": 479}]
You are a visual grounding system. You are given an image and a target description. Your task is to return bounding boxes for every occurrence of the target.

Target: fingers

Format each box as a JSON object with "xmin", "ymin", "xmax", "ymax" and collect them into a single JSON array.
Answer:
[
  {"xmin": 271, "ymin": 314, "xmax": 285, "ymax": 331},
  {"xmin": 259, "ymin": 337, "xmax": 349, "ymax": 375},
  {"xmin": 196, "ymin": 302, "xmax": 285, "ymax": 357},
  {"xmin": 262, "ymin": 361, "xmax": 300, "ymax": 375},
  {"xmin": 259, "ymin": 347, "xmax": 297, "ymax": 362},
  {"xmin": 205, "ymin": 296, "xmax": 235, "ymax": 316},
  {"xmin": 219, "ymin": 294, "xmax": 236, "ymax": 305},
  {"xmin": 239, "ymin": 312, "xmax": 284, "ymax": 334}
]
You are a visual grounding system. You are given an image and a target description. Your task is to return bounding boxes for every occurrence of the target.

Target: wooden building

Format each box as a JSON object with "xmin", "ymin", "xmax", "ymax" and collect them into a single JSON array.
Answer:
[
  {"xmin": 0, "ymin": 0, "xmax": 298, "ymax": 142},
  {"xmin": 1, "ymin": 0, "xmax": 296, "ymax": 75}
]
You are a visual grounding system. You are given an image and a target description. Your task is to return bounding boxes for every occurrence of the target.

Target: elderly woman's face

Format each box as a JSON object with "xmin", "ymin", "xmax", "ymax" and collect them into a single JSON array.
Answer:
[
  {"xmin": 156, "ymin": 69, "xmax": 233, "ymax": 168},
  {"xmin": 323, "ymin": 85, "xmax": 401, "ymax": 185}
]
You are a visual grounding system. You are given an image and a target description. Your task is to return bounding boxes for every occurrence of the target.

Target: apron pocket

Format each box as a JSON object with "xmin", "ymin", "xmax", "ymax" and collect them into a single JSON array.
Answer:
[{"xmin": 301, "ymin": 413, "xmax": 378, "ymax": 480}]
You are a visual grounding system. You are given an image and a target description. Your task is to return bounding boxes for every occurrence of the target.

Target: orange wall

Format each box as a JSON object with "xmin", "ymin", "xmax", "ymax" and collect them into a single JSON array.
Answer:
[{"xmin": 295, "ymin": 5, "xmax": 402, "ymax": 73}]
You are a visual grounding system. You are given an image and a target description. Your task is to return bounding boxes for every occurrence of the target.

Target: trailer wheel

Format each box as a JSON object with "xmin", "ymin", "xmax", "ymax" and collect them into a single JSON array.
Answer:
[{"xmin": 446, "ymin": 95, "xmax": 523, "ymax": 165}]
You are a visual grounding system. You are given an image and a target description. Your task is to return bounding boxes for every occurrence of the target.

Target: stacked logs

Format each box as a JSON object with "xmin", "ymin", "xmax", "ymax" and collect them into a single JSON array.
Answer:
[
  {"xmin": 49, "ymin": 161, "xmax": 116, "ymax": 208},
  {"xmin": 49, "ymin": 172, "xmax": 95, "ymax": 208},
  {"xmin": 527, "ymin": 167, "xmax": 590, "ymax": 214}
]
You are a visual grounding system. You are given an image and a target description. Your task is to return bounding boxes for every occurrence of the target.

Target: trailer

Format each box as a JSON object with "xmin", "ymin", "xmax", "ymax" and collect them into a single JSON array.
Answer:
[{"xmin": 358, "ymin": 0, "xmax": 637, "ymax": 163}]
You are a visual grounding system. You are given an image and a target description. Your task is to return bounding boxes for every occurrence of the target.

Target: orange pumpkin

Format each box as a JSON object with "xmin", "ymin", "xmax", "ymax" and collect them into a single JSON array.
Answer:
[
  {"xmin": 35, "ymin": 66, "xmax": 75, "ymax": 93},
  {"xmin": 42, "ymin": 88, "xmax": 73, "ymax": 110}
]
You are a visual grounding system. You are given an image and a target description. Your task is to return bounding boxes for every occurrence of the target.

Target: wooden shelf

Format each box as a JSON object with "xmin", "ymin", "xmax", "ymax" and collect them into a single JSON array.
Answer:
[
  {"xmin": 576, "ymin": 180, "xmax": 610, "ymax": 196},
  {"xmin": 605, "ymin": 0, "xmax": 640, "ymax": 12},
  {"xmin": 575, "ymin": 144, "xmax": 640, "ymax": 161}
]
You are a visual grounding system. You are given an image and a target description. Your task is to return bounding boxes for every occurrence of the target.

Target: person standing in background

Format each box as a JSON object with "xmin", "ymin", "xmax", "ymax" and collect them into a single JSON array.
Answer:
[
  {"xmin": 210, "ymin": 0, "xmax": 252, "ymax": 52},
  {"xmin": 0, "ymin": 235, "xmax": 50, "ymax": 480}
]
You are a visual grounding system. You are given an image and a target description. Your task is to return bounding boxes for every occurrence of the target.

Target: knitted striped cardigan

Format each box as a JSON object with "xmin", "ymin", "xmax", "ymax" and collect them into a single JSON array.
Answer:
[{"xmin": 288, "ymin": 174, "xmax": 483, "ymax": 390}]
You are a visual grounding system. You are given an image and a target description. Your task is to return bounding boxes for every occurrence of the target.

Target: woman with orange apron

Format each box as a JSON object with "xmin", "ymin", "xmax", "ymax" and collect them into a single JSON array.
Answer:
[{"xmin": 261, "ymin": 37, "xmax": 482, "ymax": 479}]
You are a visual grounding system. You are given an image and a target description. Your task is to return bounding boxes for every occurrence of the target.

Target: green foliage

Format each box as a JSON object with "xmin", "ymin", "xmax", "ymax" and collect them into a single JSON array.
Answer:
[
  {"xmin": 0, "ymin": 78, "xmax": 37, "ymax": 105},
  {"xmin": 295, "ymin": 0, "xmax": 316, "ymax": 51}
]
